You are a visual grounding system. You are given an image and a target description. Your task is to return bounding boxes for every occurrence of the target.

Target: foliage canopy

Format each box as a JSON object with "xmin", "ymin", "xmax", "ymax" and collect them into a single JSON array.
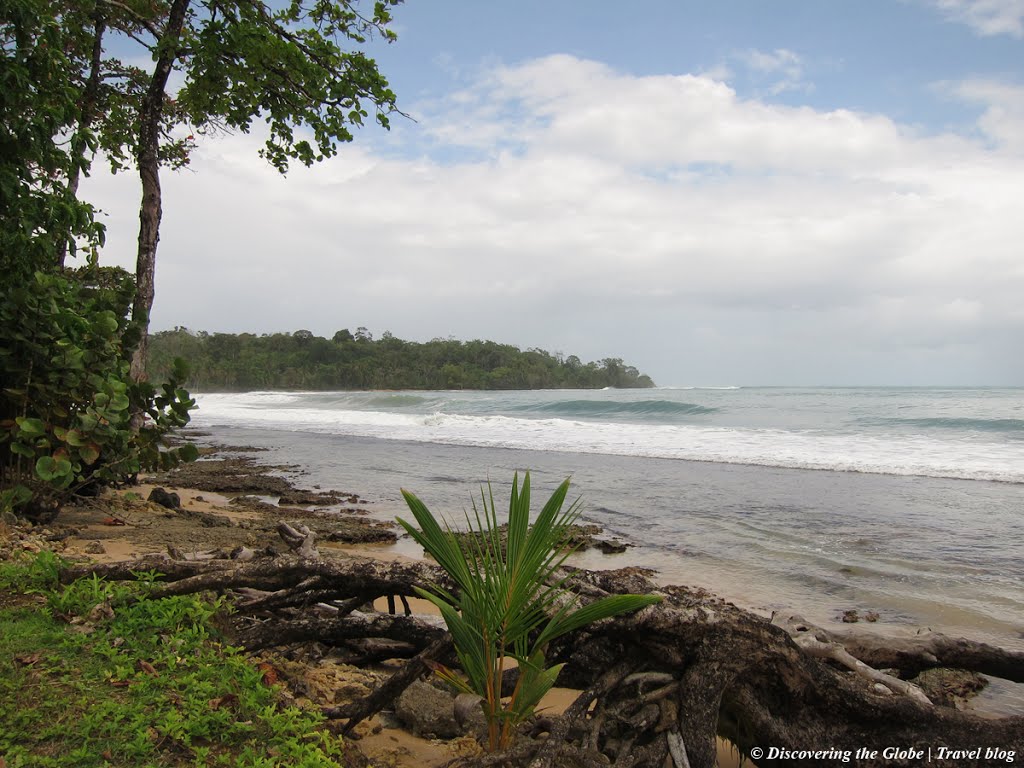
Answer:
[{"xmin": 148, "ymin": 328, "xmax": 657, "ymax": 390}]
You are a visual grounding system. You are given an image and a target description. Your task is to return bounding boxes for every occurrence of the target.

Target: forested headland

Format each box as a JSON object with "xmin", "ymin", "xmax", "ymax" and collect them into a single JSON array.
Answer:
[{"xmin": 147, "ymin": 327, "xmax": 656, "ymax": 391}]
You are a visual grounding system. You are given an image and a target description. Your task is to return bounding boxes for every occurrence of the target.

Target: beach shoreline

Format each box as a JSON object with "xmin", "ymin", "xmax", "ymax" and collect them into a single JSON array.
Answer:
[{"xmin": 12, "ymin": 428, "xmax": 1017, "ymax": 764}]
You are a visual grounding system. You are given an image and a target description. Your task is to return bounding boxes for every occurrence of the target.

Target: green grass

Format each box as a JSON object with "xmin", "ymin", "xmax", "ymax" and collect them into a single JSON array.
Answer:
[{"xmin": 0, "ymin": 552, "xmax": 348, "ymax": 767}]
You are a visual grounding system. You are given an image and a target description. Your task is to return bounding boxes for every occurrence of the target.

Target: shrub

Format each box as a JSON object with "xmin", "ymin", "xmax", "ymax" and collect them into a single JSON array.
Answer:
[{"xmin": 0, "ymin": 268, "xmax": 197, "ymax": 520}]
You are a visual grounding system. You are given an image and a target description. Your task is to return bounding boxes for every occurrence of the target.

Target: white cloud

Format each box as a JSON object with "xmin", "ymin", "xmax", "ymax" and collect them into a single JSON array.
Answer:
[
  {"xmin": 424, "ymin": 55, "xmax": 964, "ymax": 177},
  {"xmin": 737, "ymin": 48, "xmax": 810, "ymax": 95},
  {"xmin": 81, "ymin": 55, "xmax": 1024, "ymax": 384},
  {"xmin": 944, "ymin": 78, "xmax": 1024, "ymax": 150},
  {"xmin": 929, "ymin": 0, "xmax": 1024, "ymax": 37}
]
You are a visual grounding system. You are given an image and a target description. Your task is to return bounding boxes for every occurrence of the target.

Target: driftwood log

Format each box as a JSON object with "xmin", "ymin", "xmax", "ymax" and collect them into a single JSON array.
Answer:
[{"xmin": 62, "ymin": 538, "xmax": 1024, "ymax": 768}]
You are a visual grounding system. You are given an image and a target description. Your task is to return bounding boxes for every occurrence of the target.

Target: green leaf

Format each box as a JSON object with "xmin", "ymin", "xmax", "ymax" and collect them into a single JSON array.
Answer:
[
  {"xmin": 15, "ymin": 417, "xmax": 46, "ymax": 438},
  {"xmin": 399, "ymin": 473, "xmax": 660, "ymax": 752},
  {"xmin": 177, "ymin": 443, "xmax": 200, "ymax": 463},
  {"xmin": 11, "ymin": 442, "xmax": 35, "ymax": 458},
  {"xmin": 510, "ymin": 652, "xmax": 563, "ymax": 721},
  {"xmin": 93, "ymin": 310, "xmax": 119, "ymax": 335},
  {"xmin": 35, "ymin": 456, "xmax": 61, "ymax": 481},
  {"xmin": 107, "ymin": 392, "xmax": 130, "ymax": 412},
  {"xmin": 536, "ymin": 593, "xmax": 661, "ymax": 649},
  {"xmin": 79, "ymin": 442, "xmax": 100, "ymax": 465}
]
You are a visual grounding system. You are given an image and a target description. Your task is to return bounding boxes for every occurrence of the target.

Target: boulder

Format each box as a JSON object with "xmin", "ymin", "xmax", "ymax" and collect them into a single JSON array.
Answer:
[
  {"xmin": 148, "ymin": 487, "xmax": 181, "ymax": 510},
  {"xmin": 394, "ymin": 679, "xmax": 460, "ymax": 739}
]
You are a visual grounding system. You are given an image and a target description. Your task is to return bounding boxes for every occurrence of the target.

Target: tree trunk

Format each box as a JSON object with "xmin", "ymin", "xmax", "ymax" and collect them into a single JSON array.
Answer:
[
  {"xmin": 59, "ymin": 13, "xmax": 106, "ymax": 269},
  {"xmin": 129, "ymin": 0, "xmax": 191, "ymax": 383}
]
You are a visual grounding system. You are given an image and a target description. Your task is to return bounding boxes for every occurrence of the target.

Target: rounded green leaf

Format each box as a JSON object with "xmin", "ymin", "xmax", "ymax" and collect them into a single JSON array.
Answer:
[
  {"xmin": 108, "ymin": 392, "xmax": 130, "ymax": 412},
  {"xmin": 79, "ymin": 443, "xmax": 100, "ymax": 465},
  {"xmin": 15, "ymin": 417, "xmax": 46, "ymax": 438},
  {"xmin": 93, "ymin": 310, "xmax": 119, "ymax": 335},
  {"xmin": 11, "ymin": 442, "xmax": 35, "ymax": 458},
  {"xmin": 35, "ymin": 456, "xmax": 58, "ymax": 480},
  {"xmin": 177, "ymin": 443, "xmax": 200, "ymax": 463}
]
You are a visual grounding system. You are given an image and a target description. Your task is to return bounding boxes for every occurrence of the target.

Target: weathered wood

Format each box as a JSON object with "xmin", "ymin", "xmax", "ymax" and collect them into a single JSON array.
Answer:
[
  {"xmin": 276, "ymin": 522, "xmax": 319, "ymax": 558},
  {"xmin": 841, "ymin": 629, "xmax": 1024, "ymax": 684},
  {"xmin": 234, "ymin": 610, "xmax": 445, "ymax": 652},
  {"xmin": 775, "ymin": 612, "xmax": 1024, "ymax": 683},
  {"xmin": 774, "ymin": 614, "xmax": 933, "ymax": 705}
]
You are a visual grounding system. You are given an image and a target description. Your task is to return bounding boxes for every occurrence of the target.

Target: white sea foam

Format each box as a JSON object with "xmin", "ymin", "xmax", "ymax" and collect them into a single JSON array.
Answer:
[
  {"xmin": 193, "ymin": 392, "xmax": 1024, "ymax": 484},
  {"xmin": 661, "ymin": 385, "xmax": 742, "ymax": 390}
]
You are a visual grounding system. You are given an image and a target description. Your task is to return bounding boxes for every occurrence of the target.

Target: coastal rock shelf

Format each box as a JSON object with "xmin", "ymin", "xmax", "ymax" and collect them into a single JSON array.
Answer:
[{"xmin": 64, "ymin": 538, "xmax": 1024, "ymax": 768}]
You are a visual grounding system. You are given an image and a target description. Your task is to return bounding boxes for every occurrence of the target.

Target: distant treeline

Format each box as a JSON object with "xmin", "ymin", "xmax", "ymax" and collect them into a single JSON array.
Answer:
[{"xmin": 147, "ymin": 328, "xmax": 656, "ymax": 391}]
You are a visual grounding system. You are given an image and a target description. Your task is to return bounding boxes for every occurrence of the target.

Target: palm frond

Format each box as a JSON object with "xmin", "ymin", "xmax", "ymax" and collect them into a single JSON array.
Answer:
[{"xmin": 399, "ymin": 472, "xmax": 662, "ymax": 753}]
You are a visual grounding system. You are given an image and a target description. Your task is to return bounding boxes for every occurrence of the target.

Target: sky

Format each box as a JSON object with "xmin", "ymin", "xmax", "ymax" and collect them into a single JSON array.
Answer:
[{"xmin": 81, "ymin": 0, "xmax": 1024, "ymax": 386}]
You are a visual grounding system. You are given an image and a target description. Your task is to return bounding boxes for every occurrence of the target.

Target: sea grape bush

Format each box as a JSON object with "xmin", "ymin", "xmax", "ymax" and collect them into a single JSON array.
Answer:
[{"xmin": 0, "ymin": 268, "xmax": 198, "ymax": 519}]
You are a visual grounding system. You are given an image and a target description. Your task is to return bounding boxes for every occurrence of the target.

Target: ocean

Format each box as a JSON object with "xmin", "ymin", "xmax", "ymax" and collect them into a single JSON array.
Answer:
[{"xmin": 190, "ymin": 386, "xmax": 1024, "ymax": 711}]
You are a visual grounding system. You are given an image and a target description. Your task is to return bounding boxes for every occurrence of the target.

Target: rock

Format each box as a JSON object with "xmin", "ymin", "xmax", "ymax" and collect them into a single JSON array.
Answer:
[
  {"xmin": 84, "ymin": 540, "xmax": 106, "ymax": 554},
  {"xmin": 148, "ymin": 487, "xmax": 181, "ymax": 510},
  {"xmin": 180, "ymin": 508, "xmax": 233, "ymax": 527},
  {"xmin": 323, "ymin": 518, "xmax": 398, "ymax": 544},
  {"xmin": 595, "ymin": 539, "xmax": 629, "ymax": 554},
  {"xmin": 454, "ymin": 693, "xmax": 487, "ymax": 737},
  {"xmin": 147, "ymin": 457, "xmax": 296, "ymax": 495},
  {"xmin": 913, "ymin": 667, "xmax": 988, "ymax": 707},
  {"xmin": 229, "ymin": 545, "xmax": 256, "ymax": 561},
  {"xmin": 24, "ymin": 497, "xmax": 60, "ymax": 524},
  {"xmin": 872, "ymin": 683, "xmax": 893, "ymax": 695},
  {"xmin": 394, "ymin": 679, "xmax": 461, "ymax": 740},
  {"xmin": 86, "ymin": 601, "xmax": 115, "ymax": 623},
  {"xmin": 277, "ymin": 490, "xmax": 345, "ymax": 506}
]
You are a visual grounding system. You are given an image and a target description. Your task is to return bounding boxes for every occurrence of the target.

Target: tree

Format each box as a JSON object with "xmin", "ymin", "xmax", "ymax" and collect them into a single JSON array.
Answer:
[
  {"xmin": 1, "ymin": 0, "xmax": 103, "ymax": 275},
  {"xmin": 147, "ymin": 328, "xmax": 658, "ymax": 391},
  {"xmin": 130, "ymin": 0, "xmax": 401, "ymax": 381},
  {"xmin": 35, "ymin": 1, "xmax": 400, "ymax": 380},
  {"xmin": 1, "ymin": 2, "xmax": 198, "ymax": 518}
]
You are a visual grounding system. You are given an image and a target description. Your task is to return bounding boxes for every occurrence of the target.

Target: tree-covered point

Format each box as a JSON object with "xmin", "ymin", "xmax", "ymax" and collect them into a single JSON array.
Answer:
[{"xmin": 148, "ymin": 328, "xmax": 656, "ymax": 391}]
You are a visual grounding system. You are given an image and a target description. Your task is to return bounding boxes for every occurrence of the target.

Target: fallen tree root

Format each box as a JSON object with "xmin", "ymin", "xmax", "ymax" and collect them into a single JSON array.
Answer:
[
  {"xmin": 773, "ymin": 614, "xmax": 933, "ymax": 706},
  {"xmin": 64, "ymin": 553, "xmax": 1024, "ymax": 768},
  {"xmin": 234, "ymin": 610, "xmax": 445, "ymax": 651}
]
